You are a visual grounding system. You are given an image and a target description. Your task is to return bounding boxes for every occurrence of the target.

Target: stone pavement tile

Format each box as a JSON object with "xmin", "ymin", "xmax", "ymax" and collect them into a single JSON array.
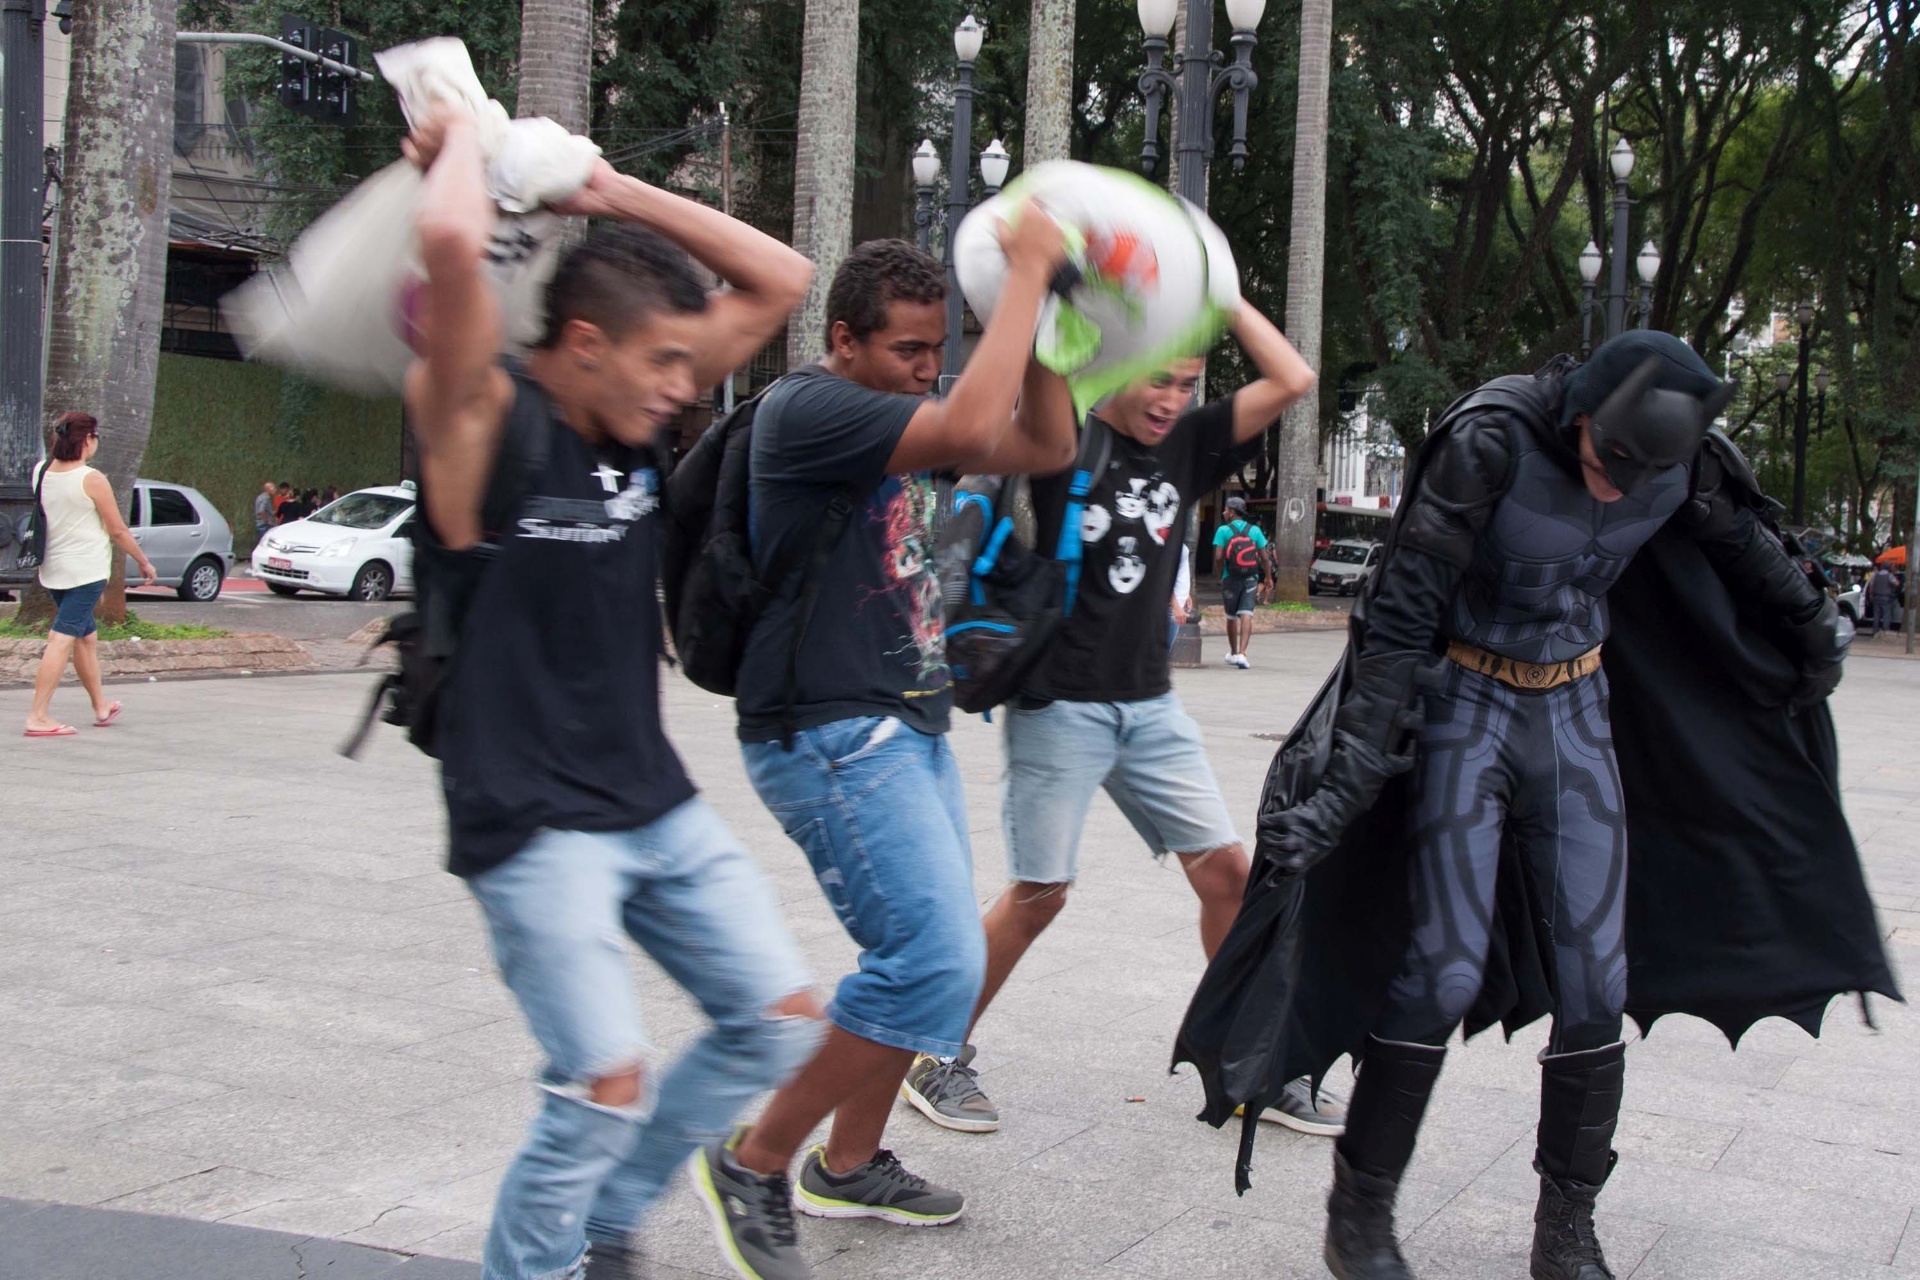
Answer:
[
  {"xmin": 393, "ymin": 1163, "xmax": 506, "ymax": 1225},
  {"xmin": 1630, "ymin": 1226, "xmax": 1905, "ymax": 1279},
  {"xmin": 1, "ymin": 899, "xmax": 268, "ymax": 958},
  {"xmin": 805, "ymin": 1170, "xmax": 1192, "ymax": 1280},
  {"xmin": 397, "ymin": 1019, "xmax": 543, "ymax": 1077},
  {"xmin": 219, "ymin": 1192, "xmax": 427, "ymax": 1240},
  {"xmin": 1401, "ymin": 1109, "xmax": 1533, "ymax": 1185},
  {"xmin": 89, "ymin": 1090, "xmax": 501, "ymax": 1204},
  {"xmin": 340, "ymin": 1204, "xmax": 480, "ymax": 1252},
  {"xmin": 129, "ymin": 1022, "xmax": 521, "ymax": 1119},
  {"xmin": 98, "ymin": 1165, "xmax": 314, "ymax": 1221},
  {"xmin": 1401, "ymin": 1187, "xmax": 1665, "ymax": 1279},
  {"xmin": 0, "ymin": 1199, "xmax": 478, "ymax": 1280},
  {"xmin": 1772, "ymin": 1055, "xmax": 1920, "ymax": 1118},
  {"xmin": 170, "ymin": 934, "xmax": 480, "ymax": 1001},
  {"xmin": 400, "ymin": 1078, "xmax": 539, "ymax": 1150},
  {"xmin": 1626, "ymin": 1060, "xmax": 1920, "ymax": 1151},
  {"xmin": 1712, "ymin": 1127, "xmax": 1920, "ymax": 1206},
  {"xmin": 0, "ymin": 1039, "xmax": 233, "ymax": 1134},
  {"xmin": 0, "ymin": 984, "xmax": 245, "ymax": 1060},
  {"xmin": 0, "ymin": 1133, "xmax": 215, "ymax": 1205},
  {"xmin": 1468, "ymin": 1141, "xmax": 1909, "ymax": 1263},
  {"xmin": 1609, "ymin": 1106, "xmax": 1743, "ymax": 1171},
  {"xmin": 155, "ymin": 974, "xmax": 498, "ymax": 1050},
  {"xmin": 969, "ymin": 1054, "xmax": 1208, "ymax": 1134},
  {"xmin": 195, "ymin": 895, "xmax": 478, "ymax": 954},
  {"xmin": 874, "ymin": 1103, "xmax": 1096, "ymax": 1183},
  {"xmin": 0, "ymin": 939, "xmax": 251, "ymax": 1003},
  {"xmin": 120, "ymin": 853, "xmax": 473, "ymax": 916},
  {"xmin": 402, "ymin": 971, "xmax": 525, "ymax": 1020},
  {"xmin": 1107, "ymin": 1203, "xmax": 1360, "ymax": 1280},
  {"xmin": 1625, "ymin": 1034, "xmax": 1803, "ymax": 1089},
  {"xmin": 410, "ymin": 1222, "xmax": 490, "ymax": 1267}
]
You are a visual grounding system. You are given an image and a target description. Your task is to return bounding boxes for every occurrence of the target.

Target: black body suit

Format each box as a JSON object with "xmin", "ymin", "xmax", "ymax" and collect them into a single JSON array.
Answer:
[{"xmin": 1371, "ymin": 423, "xmax": 1690, "ymax": 1055}]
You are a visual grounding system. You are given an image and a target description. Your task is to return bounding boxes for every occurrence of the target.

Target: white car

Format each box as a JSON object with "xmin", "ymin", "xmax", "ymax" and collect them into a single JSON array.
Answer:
[
  {"xmin": 252, "ymin": 484, "xmax": 417, "ymax": 601},
  {"xmin": 1309, "ymin": 538, "xmax": 1383, "ymax": 596}
]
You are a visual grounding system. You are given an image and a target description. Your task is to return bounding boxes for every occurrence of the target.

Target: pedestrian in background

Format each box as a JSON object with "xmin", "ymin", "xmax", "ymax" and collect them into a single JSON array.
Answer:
[
  {"xmin": 253, "ymin": 480, "xmax": 275, "ymax": 541},
  {"xmin": 1868, "ymin": 562, "xmax": 1899, "ymax": 635},
  {"xmin": 1212, "ymin": 495, "xmax": 1271, "ymax": 668},
  {"xmin": 23, "ymin": 412, "xmax": 155, "ymax": 738}
]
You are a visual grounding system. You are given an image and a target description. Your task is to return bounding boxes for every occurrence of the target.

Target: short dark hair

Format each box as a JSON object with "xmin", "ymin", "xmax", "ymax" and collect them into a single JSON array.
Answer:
[
  {"xmin": 536, "ymin": 224, "xmax": 710, "ymax": 349},
  {"xmin": 49, "ymin": 411, "xmax": 97, "ymax": 462},
  {"xmin": 825, "ymin": 239, "xmax": 947, "ymax": 345}
]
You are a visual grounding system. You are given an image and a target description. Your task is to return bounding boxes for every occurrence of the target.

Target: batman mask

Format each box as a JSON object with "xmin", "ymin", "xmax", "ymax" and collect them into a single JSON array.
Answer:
[{"xmin": 1561, "ymin": 331, "xmax": 1736, "ymax": 495}]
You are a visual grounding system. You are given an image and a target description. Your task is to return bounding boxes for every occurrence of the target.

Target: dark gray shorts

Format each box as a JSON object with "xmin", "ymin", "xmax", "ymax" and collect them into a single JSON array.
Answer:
[{"xmin": 1221, "ymin": 575, "xmax": 1259, "ymax": 617}]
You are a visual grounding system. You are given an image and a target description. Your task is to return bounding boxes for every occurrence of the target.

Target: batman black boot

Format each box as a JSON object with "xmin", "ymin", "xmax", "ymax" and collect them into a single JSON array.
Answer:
[
  {"xmin": 1324, "ymin": 1036, "xmax": 1446, "ymax": 1280},
  {"xmin": 1531, "ymin": 1041, "xmax": 1626, "ymax": 1280}
]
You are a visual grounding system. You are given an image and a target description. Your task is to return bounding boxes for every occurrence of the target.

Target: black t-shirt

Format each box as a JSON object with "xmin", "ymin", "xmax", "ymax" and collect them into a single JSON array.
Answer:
[
  {"xmin": 1028, "ymin": 394, "xmax": 1252, "ymax": 702},
  {"xmin": 438, "ymin": 370, "xmax": 694, "ymax": 876},
  {"xmin": 736, "ymin": 364, "xmax": 950, "ymax": 741}
]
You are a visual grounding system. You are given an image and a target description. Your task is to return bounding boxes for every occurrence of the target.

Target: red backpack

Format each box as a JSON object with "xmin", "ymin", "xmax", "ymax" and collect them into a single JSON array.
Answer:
[{"xmin": 1221, "ymin": 521, "xmax": 1264, "ymax": 577}]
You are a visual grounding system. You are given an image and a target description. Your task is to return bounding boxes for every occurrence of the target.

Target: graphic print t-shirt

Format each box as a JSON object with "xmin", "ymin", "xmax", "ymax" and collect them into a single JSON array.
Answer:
[
  {"xmin": 440, "ymin": 371, "xmax": 694, "ymax": 877},
  {"xmin": 1028, "ymin": 394, "xmax": 1251, "ymax": 702},
  {"xmin": 736, "ymin": 365, "xmax": 950, "ymax": 741}
]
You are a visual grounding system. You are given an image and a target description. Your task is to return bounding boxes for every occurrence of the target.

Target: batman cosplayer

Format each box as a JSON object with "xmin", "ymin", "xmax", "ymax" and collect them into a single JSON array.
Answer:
[{"xmin": 1173, "ymin": 331, "xmax": 1898, "ymax": 1280}]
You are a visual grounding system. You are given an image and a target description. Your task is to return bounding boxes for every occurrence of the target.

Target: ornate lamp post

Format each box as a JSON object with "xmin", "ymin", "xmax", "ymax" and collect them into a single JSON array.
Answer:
[
  {"xmin": 1578, "ymin": 241, "xmax": 1603, "ymax": 357},
  {"xmin": 912, "ymin": 139, "xmax": 941, "ymax": 254},
  {"xmin": 1136, "ymin": 0, "xmax": 1265, "ymax": 207},
  {"xmin": 1790, "ymin": 300, "xmax": 1818, "ymax": 524},
  {"xmin": 1635, "ymin": 240, "xmax": 1661, "ymax": 328},
  {"xmin": 943, "ymin": 14, "xmax": 984, "ymax": 383},
  {"xmin": 1606, "ymin": 138, "xmax": 1635, "ymax": 337},
  {"xmin": 980, "ymin": 138, "xmax": 1011, "ymax": 198},
  {"xmin": 1775, "ymin": 369, "xmax": 1793, "ymax": 453}
]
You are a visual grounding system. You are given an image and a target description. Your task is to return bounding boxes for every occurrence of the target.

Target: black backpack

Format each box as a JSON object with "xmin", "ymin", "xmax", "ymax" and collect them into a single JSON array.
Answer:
[
  {"xmin": 937, "ymin": 420, "xmax": 1111, "ymax": 715},
  {"xmin": 340, "ymin": 393, "xmax": 553, "ymax": 760},
  {"xmin": 658, "ymin": 381, "xmax": 861, "ymax": 739}
]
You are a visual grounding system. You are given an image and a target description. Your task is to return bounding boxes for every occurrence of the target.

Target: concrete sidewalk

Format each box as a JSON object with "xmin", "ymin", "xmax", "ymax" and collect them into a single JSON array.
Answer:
[{"xmin": 1, "ymin": 633, "xmax": 1915, "ymax": 1279}]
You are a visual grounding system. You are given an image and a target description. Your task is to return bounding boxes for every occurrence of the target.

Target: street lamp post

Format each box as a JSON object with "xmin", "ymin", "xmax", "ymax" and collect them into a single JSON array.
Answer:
[
  {"xmin": 1775, "ymin": 370, "xmax": 1793, "ymax": 453},
  {"xmin": 1791, "ymin": 301, "xmax": 1817, "ymax": 524},
  {"xmin": 980, "ymin": 138, "xmax": 1010, "ymax": 198},
  {"xmin": 1136, "ymin": 0, "xmax": 1265, "ymax": 208},
  {"xmin": 0, "ymin": 0, "xmax": 48, "ymax": 584},
  {"xmin": 1575, "ymin": 141, "xmax": 1658, "ymax": 355},
  {"xmin": 912, "ymin": 139, "xmax": 941, "ymax": 254},
  {"xmin": 1607, "ymin": 138, "xmax": 1634, "ymax": 338},
  {"xmin": 942, "ymin": 15, "xmax": 984, "ymax": 382}
]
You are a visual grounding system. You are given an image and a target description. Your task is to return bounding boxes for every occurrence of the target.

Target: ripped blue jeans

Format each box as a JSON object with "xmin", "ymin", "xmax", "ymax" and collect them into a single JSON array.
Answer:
[{"xmin": 467, "ymin": 798, "xmax": 821, "ymax": 1280}]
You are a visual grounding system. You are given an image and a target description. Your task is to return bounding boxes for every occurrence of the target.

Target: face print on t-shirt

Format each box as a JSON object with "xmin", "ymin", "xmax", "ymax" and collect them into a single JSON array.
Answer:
[{"xmin": 1084, "ymin": 469, "xmax": 1182, "ymax": 595}]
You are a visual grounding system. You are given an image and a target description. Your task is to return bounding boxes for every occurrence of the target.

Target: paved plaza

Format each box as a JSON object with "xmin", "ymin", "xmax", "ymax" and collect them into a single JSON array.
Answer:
[{"xmin": 2, "ymin": 630, "xmax": 1917, "ymax": 1279}]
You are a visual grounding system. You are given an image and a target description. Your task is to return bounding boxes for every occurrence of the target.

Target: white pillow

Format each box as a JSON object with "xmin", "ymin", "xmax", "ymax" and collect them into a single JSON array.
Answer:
[{"xmin": 955, "ymin": 160, "xmax": 1240, "ymax": 414}]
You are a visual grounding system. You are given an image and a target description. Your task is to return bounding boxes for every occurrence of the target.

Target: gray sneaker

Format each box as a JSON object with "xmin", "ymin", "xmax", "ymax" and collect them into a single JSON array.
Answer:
[
  {"xmin": 1269, "ymin": 1076, "xmax": 1347, "ymax": 1136},
  {"xmin": 689, "ymin": 1130, "xmax": 811, "ymax": 1280},
  {"xmin": 900, "ymin": 1045, "xmax": 1000, "ymax": 1132},
  {"xmin": 794, "ymin": 1145, "xmax": 966, "ymax": 1226}
]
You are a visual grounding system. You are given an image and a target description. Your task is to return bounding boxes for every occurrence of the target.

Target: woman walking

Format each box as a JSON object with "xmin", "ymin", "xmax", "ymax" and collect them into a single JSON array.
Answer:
[{"xmin": 22, "ymin": 413, "xmax": 155, "ymax": 738}]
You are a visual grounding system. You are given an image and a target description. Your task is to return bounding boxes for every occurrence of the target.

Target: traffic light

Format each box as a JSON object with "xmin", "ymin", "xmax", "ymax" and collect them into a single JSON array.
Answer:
[{"xmin": 277, "ymin": 15, "xmax": 358, "ymax": 125}]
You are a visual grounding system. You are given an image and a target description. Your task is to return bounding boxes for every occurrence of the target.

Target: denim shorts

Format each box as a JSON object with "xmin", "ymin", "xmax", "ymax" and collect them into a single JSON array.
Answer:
[
  {"xmin": 46, "ymin": 578, "xmax": 107, "ymax": 638},
  {"xmin": 1003, "ymin": 692, "xmax": 1241, "ymax": 883},
  {"xmin": 1221, "ymin": 574, "xmax": 1259, "ymax": 617},
  {"xmin": 742, "ymin": 716, "xmax": 985, "ymax": 1058}
]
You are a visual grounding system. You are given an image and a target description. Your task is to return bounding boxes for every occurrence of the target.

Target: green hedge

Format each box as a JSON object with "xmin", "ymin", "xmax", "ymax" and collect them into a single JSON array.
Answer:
[{"xmin": 146, "ymin": 354, "xmax": 404, "ymax": 556}]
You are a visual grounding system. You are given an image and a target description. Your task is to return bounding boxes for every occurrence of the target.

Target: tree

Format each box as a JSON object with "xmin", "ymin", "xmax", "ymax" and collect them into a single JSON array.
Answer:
[
  {"xmin": 1024, "ymin": 0, "xmax": 1074, "ymax": 163},
  {"xmin": 518, "ymin": 0, "xmax": 592, "ymax": 132},
  {"xmin": 1271, "ymin": 0, "xmax": 1332, "ymax": 599},
  {"xmin": 787, "ymin": 0, "xmax": 861, "ymax": 366},
  {"xmin": 29, "ymin": 0, "xmax": 181, "ymax": 625}
]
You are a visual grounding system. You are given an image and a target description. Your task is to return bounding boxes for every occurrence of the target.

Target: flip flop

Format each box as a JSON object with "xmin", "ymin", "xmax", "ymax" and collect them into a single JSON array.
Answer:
[
  {"xmin": 93, "ymin": 702, "xmax": 122, "ymax": 728},
  {"xmin": 23, "ymin": 725, "xmax": 76, "ymax": 738}
]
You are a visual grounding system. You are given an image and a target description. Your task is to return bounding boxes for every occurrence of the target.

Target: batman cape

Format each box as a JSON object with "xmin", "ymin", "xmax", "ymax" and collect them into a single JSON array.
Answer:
[{"xmin": 1174, "ymin": 359, "xmax": 1900, "ymax": 1193}]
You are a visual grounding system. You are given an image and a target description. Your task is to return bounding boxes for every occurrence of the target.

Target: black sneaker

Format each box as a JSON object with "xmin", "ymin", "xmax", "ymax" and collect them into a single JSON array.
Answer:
[
  {"xmin": 794, "ymin": 1145, "xmax": 966, "ymax": 1226},
  {"xmin": 584, "ymin": 1237, "xmax": 647, "ymax": 1279},
  {"xmin": 689, "ymin": 1129, "xmax": 812, "ymax": 1280},
  {"xmin": 901, "ymin": 1045, "xmax": 1000, "ymax": 1133}
]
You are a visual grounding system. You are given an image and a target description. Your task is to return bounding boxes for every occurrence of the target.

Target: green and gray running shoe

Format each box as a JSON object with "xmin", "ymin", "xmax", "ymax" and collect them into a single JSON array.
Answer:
[
  {"xmin": 900, "ymin": 1044, "xmax": 1000, "ymax": 1133},
  {"xmin": 689, "ymin": 1129, "xmax": 812, "ymax": 1280},
  {"xmin": 794, "ymin": 1146, "xmax": 966, "ymax": 1226}
]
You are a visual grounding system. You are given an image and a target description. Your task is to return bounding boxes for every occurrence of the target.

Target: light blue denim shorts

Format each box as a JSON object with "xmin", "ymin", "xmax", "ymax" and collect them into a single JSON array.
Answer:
[
  {"xmin": 1002, "ymin": 691, "xmax": 1241, "ymax": 883},
  {"xmin": 742, "ymin": 716, "xmax": 986, "ymax": 1059}
]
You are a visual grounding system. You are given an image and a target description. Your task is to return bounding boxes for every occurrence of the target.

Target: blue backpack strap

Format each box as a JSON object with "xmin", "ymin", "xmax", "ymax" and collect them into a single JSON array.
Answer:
[
  {"xmin": 973, "ymin": 515, "xmax": 1017, "ymax": 605},
  {"xmin": 1055, "ymin": 419, "xmax": 1112, "ymax": 615}
]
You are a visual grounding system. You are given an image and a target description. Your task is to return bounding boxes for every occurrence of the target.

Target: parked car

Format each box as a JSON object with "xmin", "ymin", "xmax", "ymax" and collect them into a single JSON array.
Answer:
[
  {"xmin": 251, "ymin": 484, "xmax": 417, "ymax": 601},
  {"xmin": 1309, "ymin": 538, "xmax": 1382, "ymax": 596},
  {"xmin": 122, "ymin": 479, "xmax": 234, "ymax": 602},
  {"xmin": 1838, "ymin": 583, "xmax": 1863, "ymax": 625}
]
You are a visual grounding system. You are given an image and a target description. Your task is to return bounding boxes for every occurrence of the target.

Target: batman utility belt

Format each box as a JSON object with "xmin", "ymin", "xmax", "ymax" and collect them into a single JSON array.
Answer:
[{"xmin": 1445, "ymin": 641, "xmax": 1603, "ymax": 691}]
